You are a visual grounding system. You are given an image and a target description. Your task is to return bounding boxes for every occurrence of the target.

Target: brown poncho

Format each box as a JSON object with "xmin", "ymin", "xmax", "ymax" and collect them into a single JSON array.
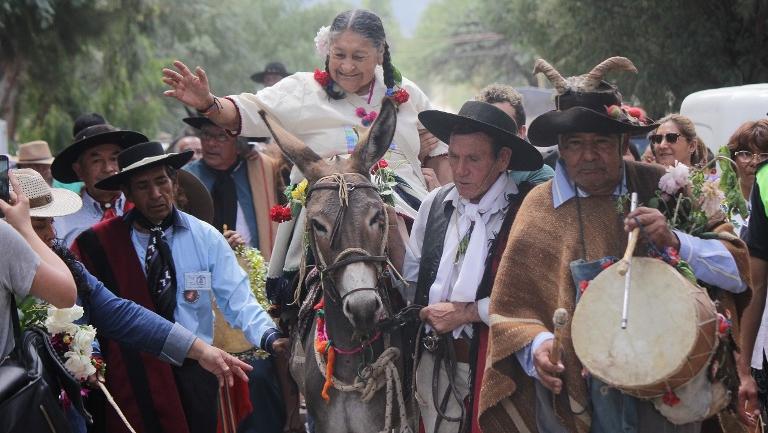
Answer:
[{"xmin": 478, "ymin": 161, "xmax": 752, "ymax": 433}]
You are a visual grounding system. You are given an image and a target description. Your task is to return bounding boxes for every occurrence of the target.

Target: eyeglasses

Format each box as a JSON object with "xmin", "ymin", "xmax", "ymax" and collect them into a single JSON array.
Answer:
[
  {"xmin": 200, "ymin": 131, "xmax": 230, "ymax": 143},
  {"xmin": 649, "ymin": 133, "xmax": 683, "ymax": 145},
  {"xmin": 734, "ymin": 150, "xmax": 768, "ymax": 162}
]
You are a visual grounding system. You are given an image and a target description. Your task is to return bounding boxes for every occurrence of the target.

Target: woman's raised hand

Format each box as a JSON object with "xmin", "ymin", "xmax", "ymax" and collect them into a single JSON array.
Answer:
[{"xmin": 162, "ymin": 60, "xmax": 214, "ymax": 111}]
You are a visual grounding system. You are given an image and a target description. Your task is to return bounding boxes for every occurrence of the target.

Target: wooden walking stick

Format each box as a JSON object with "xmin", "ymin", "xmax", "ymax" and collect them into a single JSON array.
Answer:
[
  {"xmin": 97, "ymin": 381, "xmax": 137, "ymax": 433},
  {"xmin": 549, "ymin": 308, "xmax": 570, "ymax": 416}
]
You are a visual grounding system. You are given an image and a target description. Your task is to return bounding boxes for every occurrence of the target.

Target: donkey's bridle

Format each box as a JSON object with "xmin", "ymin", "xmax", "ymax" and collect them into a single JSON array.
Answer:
[{"xmin": 306, "ymin": 173, "xmax": 389, "ymax": 306}]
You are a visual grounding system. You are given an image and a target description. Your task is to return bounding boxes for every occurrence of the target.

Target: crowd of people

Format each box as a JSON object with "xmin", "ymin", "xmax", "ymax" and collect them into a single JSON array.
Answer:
[{"xmin": 3, "ymin": 7, "xmax": 768, "ymax": 433}]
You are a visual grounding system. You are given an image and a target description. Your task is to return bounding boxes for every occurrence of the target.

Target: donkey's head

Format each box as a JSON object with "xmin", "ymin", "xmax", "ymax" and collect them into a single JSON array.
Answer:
[{"xmin": 259, "ymin": 98, "xmax": 397, "ymax": 335}]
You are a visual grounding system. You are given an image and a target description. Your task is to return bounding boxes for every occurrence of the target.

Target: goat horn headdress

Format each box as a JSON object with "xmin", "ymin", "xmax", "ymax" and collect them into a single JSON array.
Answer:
[
  {"xmin": 583, "ymin": 57, "xmax": 638, "ymax": 91},
  {"xmin": 533, "ymin": 59, "xmax": 568, "ymax": 93}
]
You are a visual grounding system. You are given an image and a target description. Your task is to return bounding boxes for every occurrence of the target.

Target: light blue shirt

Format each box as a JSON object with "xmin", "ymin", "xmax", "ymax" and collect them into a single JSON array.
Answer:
[
  {"xmin": 129, "ymin": 210, "xmax": 276, "ymax": 348},
  {"xmin": 518, "ymin": 160, "xmax": 747, "ymax": 378}
]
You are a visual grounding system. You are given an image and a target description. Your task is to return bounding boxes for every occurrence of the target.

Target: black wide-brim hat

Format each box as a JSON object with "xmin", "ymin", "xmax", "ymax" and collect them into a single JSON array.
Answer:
[
  {"xmin": 182, "ymin": 115, "xmax": 216, "ymax": 130},
  {"xmin": 418, "ymin": 101, "xmax": 543, "ymax": 171},
  {"xmin": 52, "ymin": 124, "xmax": 148, "ymax": 183},
  {"xmin": 250, "ymin": 62, "xmax": 290, "ymax": 83},
  {"xmin": 528, "ymin": 106, "xmax": 658, "ymax": 148},
  {"xmin": 95, "ymin": 141, "xmax": 193, "ymax": 190}
]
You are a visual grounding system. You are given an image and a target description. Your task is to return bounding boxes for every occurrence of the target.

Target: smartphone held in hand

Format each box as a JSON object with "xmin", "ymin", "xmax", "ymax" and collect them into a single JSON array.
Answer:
[{"xmin": 0, "ymin": 154, "xmax": 9, "ymax": 203}]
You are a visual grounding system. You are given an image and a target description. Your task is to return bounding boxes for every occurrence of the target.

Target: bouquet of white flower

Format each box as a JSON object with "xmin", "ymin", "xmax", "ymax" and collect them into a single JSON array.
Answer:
[{"xmin": 648, "ymin": 147, "xmax": 747, "ymax": 236}]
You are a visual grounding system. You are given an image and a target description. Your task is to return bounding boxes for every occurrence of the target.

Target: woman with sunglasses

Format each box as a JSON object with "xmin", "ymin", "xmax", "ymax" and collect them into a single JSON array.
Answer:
[{"xmin": 649, "ymin": 113, "xmax": 709, "ymax": 167}]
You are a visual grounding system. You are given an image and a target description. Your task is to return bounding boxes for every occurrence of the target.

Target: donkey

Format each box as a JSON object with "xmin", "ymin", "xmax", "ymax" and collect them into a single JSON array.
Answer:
[{"xmin": 259, "ymin": 98, "xmax": 412, "ymax": 433}]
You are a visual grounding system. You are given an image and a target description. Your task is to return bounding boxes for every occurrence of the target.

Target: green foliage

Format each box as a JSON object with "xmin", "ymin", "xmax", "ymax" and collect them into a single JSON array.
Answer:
[
  {"xmin": 717, "ymin": 146, "xmax": 749, "ymax": 218},
  {"xmin": 3, "ymin": 0, "xmax": 351, "ymax": 153},
  {"xmin": 474, "ymin": 0, "xmax": 768, "ymax": 117}
]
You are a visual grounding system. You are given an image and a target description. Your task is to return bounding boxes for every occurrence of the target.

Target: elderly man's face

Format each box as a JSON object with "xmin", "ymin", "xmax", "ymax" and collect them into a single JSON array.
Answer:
[
  {"xmin": 200, "ymin": 125, "xmax": 238, "ymax": 170},
  {"xmin": 73, "ymin": 143, "xmax": 122, "ymax": 191},
  {"xmin": 177, "ymin": 136, "xmax": 202, "ymax": 160},
  {"xmin": 123, "ymin": 165, "xmax": 176, "ymax": 224},
  {"xmin": 448, "ymin": 131, "xmax": 511, "ymax": 203},
  {"xmin": 559, "ymin": 132, "xmax": 624, "ymax": 195}
]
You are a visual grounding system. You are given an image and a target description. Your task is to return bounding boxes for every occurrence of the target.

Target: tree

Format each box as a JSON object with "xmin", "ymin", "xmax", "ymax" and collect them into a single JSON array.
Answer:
[
  {"xmin": 477, "ymin": 0, "xmax": 768, "ymax": 117},
  {"xmin": 3, "ymin": 0, "xmax": 351, "ymax": 152}
]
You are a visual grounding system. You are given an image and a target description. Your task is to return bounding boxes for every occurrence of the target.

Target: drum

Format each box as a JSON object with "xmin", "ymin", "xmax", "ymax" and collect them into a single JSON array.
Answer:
[{"xmin": 571, "ymin": 257, "xmax": 718, "ymax": 398}]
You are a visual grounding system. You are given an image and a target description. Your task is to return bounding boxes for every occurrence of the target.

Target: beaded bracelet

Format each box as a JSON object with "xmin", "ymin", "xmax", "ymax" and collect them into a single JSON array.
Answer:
[{"xmin": 198, "ymin": 95, "xmax": 222, "ymax": 116}]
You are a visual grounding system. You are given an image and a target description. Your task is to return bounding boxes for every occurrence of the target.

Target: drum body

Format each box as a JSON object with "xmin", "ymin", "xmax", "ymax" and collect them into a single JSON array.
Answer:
[{"xmin": 572, "ymin": 257, "xmax": 718, "ymax": 398}]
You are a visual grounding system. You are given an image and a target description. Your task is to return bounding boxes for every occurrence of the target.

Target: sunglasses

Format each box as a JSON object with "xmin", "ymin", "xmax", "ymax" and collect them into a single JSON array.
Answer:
[
  {"xmin": 649, "ymin": 133, "xmax": 683, "ymax": 145},
  {"xmin": 734, "ymin": 150, "xmax": 768, "ymax": 162}
]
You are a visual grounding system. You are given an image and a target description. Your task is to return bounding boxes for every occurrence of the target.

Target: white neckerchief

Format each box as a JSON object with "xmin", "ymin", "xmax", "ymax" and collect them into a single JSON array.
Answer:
[{"xmin": 428, "ymin": 173, "xmax": 511, "ymax": 338}]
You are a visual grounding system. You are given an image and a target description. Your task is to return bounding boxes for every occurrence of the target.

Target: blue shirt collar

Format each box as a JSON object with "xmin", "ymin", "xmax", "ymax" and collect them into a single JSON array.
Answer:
[{"xmin": 552, "ymin": 159, "xmax": 627, "ymax": 208}]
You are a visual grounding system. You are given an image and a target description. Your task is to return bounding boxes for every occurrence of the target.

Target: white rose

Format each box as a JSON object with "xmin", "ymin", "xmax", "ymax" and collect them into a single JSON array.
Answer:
[
  {"xmin": 64, "ymin": 351, "xmax": 96, "ymax": 380},
  {"xmin": 658, "ymin": 162, "xmax": 691, "ymax": 195},
  {"xmin": 45, "ymin": 305, "xmax": 84, "ymax": 335},
  {"xmin": 314, "ymin": 25, "xmax": 331, "ymax": 59},
  {"xmin": 72, "ymin": 326, "xmax": 97, "ymax": 356}
]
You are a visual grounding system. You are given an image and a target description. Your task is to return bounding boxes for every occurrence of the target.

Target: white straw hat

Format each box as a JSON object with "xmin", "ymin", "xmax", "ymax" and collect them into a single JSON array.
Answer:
[{"xmin": 12, "ymin": 168, "xmax": 82, "ymax": 218}]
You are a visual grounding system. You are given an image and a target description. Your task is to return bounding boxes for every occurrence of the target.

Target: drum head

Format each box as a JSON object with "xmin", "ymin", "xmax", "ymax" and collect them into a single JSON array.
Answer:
[{"xmin": 572, "ymin": 257, "xmax": 708, "ymax": 390}]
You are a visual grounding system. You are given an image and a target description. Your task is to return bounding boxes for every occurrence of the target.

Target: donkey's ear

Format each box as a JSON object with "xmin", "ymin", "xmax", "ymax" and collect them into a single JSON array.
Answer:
[
  {"xmin": 348, "ymin": 97, "xmax": 397, "ymax": 175},
  {"xmin": 258, "ymin": 110, "xmax": 327, "ymax": 182}
]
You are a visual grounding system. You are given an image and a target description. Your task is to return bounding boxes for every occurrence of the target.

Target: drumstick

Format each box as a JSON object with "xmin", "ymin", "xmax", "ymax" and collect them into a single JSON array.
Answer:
[
  {"xmin": 619, "ymin": 192, "xmax": 639, "ymax": 329},
  {"xmin": 549, "ymin": 308, "xmax": 569, "ymax": 367},
  {"xmin": 98, "ymin": 381, "xmax": 137, "ymax": 433}
]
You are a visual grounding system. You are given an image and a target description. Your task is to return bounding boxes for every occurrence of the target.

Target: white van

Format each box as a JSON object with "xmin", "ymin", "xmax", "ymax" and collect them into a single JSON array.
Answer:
[{"xmin": 680, "ymin": 84, "xmax": 768, "ymax": 154}]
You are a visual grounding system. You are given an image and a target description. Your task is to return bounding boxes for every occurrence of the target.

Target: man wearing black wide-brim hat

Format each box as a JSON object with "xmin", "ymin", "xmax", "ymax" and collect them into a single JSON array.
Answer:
[
  {"xmin": 51, "ymin": 123, "xmax": 147, "ymax": 246},
  {"xmin": 480, "ymin": 57, "xmax": 751, "ymax": 433},
  {"xmin": 250, "ymin": 62, "xmax": 290, "ymax": 88},
  {"xmin": 396, "ymin": 99, "xmax": 543, "ymax": 433},
  {"xmin": 71, "ymin": 141, "xmax": 288, "ymax": 433}
]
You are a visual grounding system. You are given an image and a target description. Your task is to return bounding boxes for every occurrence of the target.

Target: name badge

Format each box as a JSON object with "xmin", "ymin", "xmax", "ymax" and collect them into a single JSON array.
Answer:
[{"xmin": 185, "ymin": 272, "xmax": 212, "ymax": 291}]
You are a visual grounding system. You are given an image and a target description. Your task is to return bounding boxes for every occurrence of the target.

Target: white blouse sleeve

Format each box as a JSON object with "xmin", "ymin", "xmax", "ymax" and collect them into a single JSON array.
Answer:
[{"xmin": 227, "ymin": 73, "xmax": 311, "ymax": 137}]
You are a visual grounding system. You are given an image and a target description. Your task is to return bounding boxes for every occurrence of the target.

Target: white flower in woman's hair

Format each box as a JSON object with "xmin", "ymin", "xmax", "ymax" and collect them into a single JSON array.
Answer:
[
  {"xmin": 314, "ymin": 25, "xmax": 331, "ymax": 59},
  {"xmin": 700, "ymin": 178, "xmax": 726, "ymax": 219},
  {"xmin": 72, "ymin": 325, "xmax": 97, "ymax": 356},
  {"xmin": 64, "ymin": 351, "xmax": 96, "ymax": 380},
  {"xmin": 45, "ymin": 305, "xmax": 84, "ymax": 335},
  {"xmin": 658, "ymin": 161, "xmax": 691, "ymax": 195}
]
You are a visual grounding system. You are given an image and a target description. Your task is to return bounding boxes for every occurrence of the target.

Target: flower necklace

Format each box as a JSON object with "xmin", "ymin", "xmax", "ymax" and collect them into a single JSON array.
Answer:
[{"xmin": 354, "ymin": 81, "xmax": 378, "ymax": 127}]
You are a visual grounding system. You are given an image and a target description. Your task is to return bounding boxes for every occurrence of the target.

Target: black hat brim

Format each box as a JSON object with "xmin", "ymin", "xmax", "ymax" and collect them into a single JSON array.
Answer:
[
  {"xmin": 250, "ymin": 70, "xmax": 290, "ymax": 83},
  {"xmin": 52, "ymin": 130, "xmax": 148, "ymax": 183},
  {"xmin": 418, "ymin": 111, "xmax": 543, "ymax": 171},
  {"xmin": 182, "ymin": 116, "xmax": 216, "ymax": 130},
  {"xmin": 94, "ymin": 151, "xmax": 194, "ymax": 191},
  {"xmin": 528, "ymin": 107, "xmax": 658, "ymax": 148}
]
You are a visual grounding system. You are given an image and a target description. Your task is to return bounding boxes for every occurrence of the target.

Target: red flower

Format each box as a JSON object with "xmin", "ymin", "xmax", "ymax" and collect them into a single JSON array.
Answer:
[
  {"xmin": 269, "ymin": 205, "xmax": 292, "ymax": 223},
  {"xmin": 717, "ymin": 313, "xmax": 731, "ymax": 335},
  {"xmin": 578, "ymin": 280, "xmax": 589, "ymax": 294},
  {"xmin": 626, "ymin": 106, "xmax": 646, "ymax": 121},
  {"xmin": 662, "ymin": 389, "xmax": 681, "ymax": 407},
  {"xmin": 371, "ymin": 159, "xmax": 388, "ymax": 174},
  {"xmin": 355, "ymin": 107, "xmax": 367, "ymax": 118},
  {"xmin": 393, "ymin": 88, "xmax": 409, "ymax": 104},
  {"xmin": 665, "ymin": 247, "xmax": 681, "ymax": 266},
  {"xmin": 314, "ymin": 69, "xmax": 330, "ymax": 87}
]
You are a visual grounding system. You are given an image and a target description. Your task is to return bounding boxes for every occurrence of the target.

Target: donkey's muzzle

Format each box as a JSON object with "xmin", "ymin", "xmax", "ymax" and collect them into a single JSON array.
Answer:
[{"xmin": 343, "ymin": 289, "xmax": 384, "ymax": 332}]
